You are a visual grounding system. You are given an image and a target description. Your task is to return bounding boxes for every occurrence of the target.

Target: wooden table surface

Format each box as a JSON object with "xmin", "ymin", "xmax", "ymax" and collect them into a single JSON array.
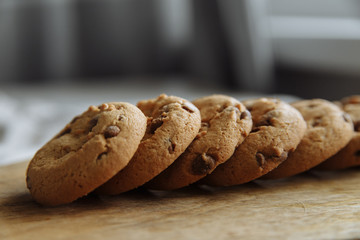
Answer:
[{"xmin": 1, "ymin": 161, "xmax": 360, "ymax": 240}]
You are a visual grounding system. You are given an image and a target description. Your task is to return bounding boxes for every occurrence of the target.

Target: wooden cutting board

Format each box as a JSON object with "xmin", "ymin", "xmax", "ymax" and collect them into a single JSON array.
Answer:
[{"xmin": 1, "ymin": 161, "xmax": 360, "ymax": 240}]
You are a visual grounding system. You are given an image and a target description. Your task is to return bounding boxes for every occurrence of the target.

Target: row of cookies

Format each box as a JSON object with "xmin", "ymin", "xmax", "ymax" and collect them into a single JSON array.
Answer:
[{"xmin": 26, "ymin": 94, "xmax": 358, "ymax": 206}]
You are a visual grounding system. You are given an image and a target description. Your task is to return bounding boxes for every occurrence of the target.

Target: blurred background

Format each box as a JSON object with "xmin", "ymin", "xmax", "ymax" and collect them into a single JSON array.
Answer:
[
  {"xmin": 1, "ymin": 0, "xmax": 359, "ymax": 98},
  {"xmin": 1, "ymin": 0, "xmax": 360, "ymax": 165}
]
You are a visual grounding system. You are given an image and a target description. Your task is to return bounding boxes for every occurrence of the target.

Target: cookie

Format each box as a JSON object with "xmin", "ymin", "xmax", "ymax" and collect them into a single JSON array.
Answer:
[
  {"xmin": 316, "ymin": 96, "xmax": 360, "ymax": 170},
  {"xmin": 26, "ymin": 102, "xmax": 147, "ymax": 206},
  {"xmin": 264, "ymin": 99, "xmax": 353, "ymax": 179},
  {"xmin": 202, "ymin": 98, "xmax": 306, "ymax": 186},
  {"xmin": 146, "ymin": 95, "xmax": 253, "ymax": 190},
  {"xmin": 96, "ymin": 94, "xmax": 201, "ymax": 195}
]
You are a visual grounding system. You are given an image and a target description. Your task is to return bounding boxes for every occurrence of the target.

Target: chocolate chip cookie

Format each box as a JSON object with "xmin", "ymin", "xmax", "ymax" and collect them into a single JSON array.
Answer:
[
  {"xmin": 96, "ymin": 94, "xmax": 201, "ymax": 195},
  {"xmin": 264, "ymin": 99, "xmax": 353, "ymax": 179},
  {"xmin": 146, "ymin": 95, "xmax": 253, "ymax": 190},
  {"xmin": 316, "ymin": 96, "xmax": 360, "ymax": 170},
  {"xmin": 202, "ymin": 98, "xmax": 306, "ymax": 186},
  {"xmin": 26, "ymin": 102, "xmax": 147, "ymax": 206}
]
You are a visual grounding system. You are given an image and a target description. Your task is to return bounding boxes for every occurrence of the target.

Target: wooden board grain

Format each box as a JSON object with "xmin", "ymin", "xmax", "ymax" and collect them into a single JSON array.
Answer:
[{"xmin": 1, "ymin": 161, "xmax": 360, "ymax": 240}]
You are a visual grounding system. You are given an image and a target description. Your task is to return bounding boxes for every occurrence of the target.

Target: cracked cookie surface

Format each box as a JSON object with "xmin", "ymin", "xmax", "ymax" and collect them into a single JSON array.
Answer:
[
  {"xmin": 264, "ymin": 99, "xmax": 353, "ymax": 179},
  {"xmin": 146, "ymin": 94, "xmax": 252, "ymax": 190},
  {"xmin": 96, "ymin": 94, "xmax": 201, "ymax": 195},
  {"xmin": 202, "ymin": 98, "xmax": 306, "ymax": 186},
  {"xmin": 26, "ymin": 102, "xmax": 147, "ymax": 206}
]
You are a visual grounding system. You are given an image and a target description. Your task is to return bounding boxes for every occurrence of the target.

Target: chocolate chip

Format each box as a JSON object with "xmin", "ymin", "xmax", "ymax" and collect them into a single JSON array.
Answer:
[
  {"xmin": 342, "ymin": 112, "xmax": 352, "ymax": 123},
  {"xmin": 255, "ymin": 117, "xmax": 272, "ymax": 128},
  {"xmin": 168, "ymin": 139, "xmax": 176, "ymax": 154},
  {"xmin": 224, "ymin": 106, "xmax": 240, "ymax": 114},
  {"xmin": 89, "ymin": 116, "xmax": 99, "ymax": 130},
  {"xmin": 62, "ymin": 145, "xmax": 72, "ymax": 154},
  {"xmin": 182, "ymin": 102, "xmax": 197, "ymax": 113},
  {"xmin": 57, "ymin": 127, "xmax": 71, "ymax": 138},
  {"xmin": 192, "ymin": 153, "xmax": 216, "ymax": 175},
  {"xmin": 150, "ymin": 118, "xmax": 163, "ymax": 134},
  {"xmin": 311, "ymin": 116, "xmax": 323, "ymax": 127},
  {"xmin": 168, "ymin": 145, "xmax": 174, "ymax": 154},
  {"xmin": 104, "ymin": 126, "xmax": 120, "ymax": 138},
  {"xmin": 355, "ymin": 150, "xmax": 360, "ymax": 157},
  {"xmin": 256, "ymin": 151, "xmax": 288, "ymax": 167},
  {"xmin": 256, "ymin": 153, "xmax": 266, "ymax": 167},
  {"xmin": 240, "ymin": 110, "xmax": 251, "ymax": 120},
  {"xmin": 308, "ymin": 103, "xmax": 319, "ymax": 108},
  {"xmin": 118, "ymin": 115, "xmax": 125, "ymax": 121},
  {"xmin": 354, "ymin": 121, "xmax": 360, "ymax": 132},
  {"xmin": 97, "ymin": 152, "xmax": 107, "ymax": 160},
  {"xmin": 70, "ymin": 116, "xmax": 80, "ymax": 124}
]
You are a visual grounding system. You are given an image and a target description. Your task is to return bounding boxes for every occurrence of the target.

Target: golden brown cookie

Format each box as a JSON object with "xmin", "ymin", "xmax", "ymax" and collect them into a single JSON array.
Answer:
[
  {"xmin": 316, "ymin": 96, "xmax": 360, "ymax": 170},
  {"xmin": 202, "ymin": 98, "xmax": 306, "ymax": 186},
  {"xmin": 264, "ymin": 99, "xmax": 353, "ymax": 179},
  {"xmin": 96, "ymin": 94, "xmax": 201, "ymax": 195},
  {"xmin": 146, "ymin": 95, "xmax": 253, "ymax": 190},
  {"xmin": 26, "ymin": 102, "xmax": 147, "ymax": 206}
]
